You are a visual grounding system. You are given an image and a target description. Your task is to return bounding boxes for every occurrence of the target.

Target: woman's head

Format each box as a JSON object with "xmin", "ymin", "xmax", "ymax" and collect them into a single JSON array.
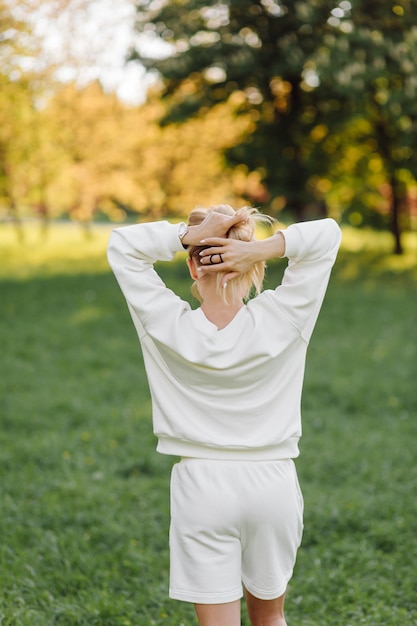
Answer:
[{"xmin": 187, "ymin": 204, "xmax": 273, "ymax": 304}]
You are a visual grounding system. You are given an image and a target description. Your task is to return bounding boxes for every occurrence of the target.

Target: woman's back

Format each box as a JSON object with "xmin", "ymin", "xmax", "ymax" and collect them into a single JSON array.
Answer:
[{"xmin": 107, "ymin": 214, "xmax": 341, "ymax": 461}]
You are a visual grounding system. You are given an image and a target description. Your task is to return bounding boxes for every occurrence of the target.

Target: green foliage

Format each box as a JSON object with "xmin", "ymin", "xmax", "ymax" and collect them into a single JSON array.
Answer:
[
  {"xmin": 132, "ymin": 0, "xmax": 417, "ymax": 249},
  {"xmin": 133, "ymin": 0, "xmax": 340, "ymax": 215},
  {"xmin": 316, "ymin": 0, "xmax": 417, "ymax": 251},
  {"xmin": 1, "ymin": 223, "xmax": 416, "ymax": 624}
]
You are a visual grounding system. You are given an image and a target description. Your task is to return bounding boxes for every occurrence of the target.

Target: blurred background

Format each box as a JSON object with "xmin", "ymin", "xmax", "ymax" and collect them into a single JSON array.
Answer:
[
  {"xmin": 1, "ymin": 0, "xmax": 417, "ymax": 254},
  {"xmin": 1, "ymin": 3, "xmax": 417, "ymax": 624}
]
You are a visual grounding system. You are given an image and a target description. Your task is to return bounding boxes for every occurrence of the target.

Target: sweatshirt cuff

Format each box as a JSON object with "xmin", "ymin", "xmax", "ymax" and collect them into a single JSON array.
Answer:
[
  {"xmin": 280, "ymin": 224, "xmax": 303, "ymax": 259},
  {"xmin": 171, "ymin": 222, "xmax": 189, "ymax": 253}
]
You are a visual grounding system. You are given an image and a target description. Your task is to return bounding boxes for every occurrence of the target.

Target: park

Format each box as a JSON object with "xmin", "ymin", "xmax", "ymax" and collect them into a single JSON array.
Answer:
[
  {"xmin": 1, "ymin": 221, "xmax": 416, "ymax": 624},
  {"xmin": 1, "ymin": 1, "xmax": 417, "ymax": 624}
]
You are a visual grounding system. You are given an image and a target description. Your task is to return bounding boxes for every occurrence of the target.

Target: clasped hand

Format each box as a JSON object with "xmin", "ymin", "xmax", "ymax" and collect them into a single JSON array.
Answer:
[
  {"xmin": 184, "ymin": 211, "xmax": 263, "ymax": 286},
  {"xmin": 198, "ymin": 237, "xmax": 258, "ymax": 282}
]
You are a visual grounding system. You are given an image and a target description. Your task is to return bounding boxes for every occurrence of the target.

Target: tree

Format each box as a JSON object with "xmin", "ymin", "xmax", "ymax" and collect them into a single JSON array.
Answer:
[
  {"xmin": 1, "ymin": 0, "xmax": 257, "ymax": 224},
  {"xmin": 0, "ymin": 0, "xmax": 44, "ymax": 225},
  {"xmin": 131, "ymin": 0, "xmax": 339, "ymax": 220},
  {"xmin": 315, "ymin": 0, "xmax": 417, "ymax": 253},
  {"xmin": 24, "ymin": 80, "xmax": 253, "ymax": 222},
  {"xmin": 131, "ymin": 0, "xmax": 417, "ymax": 252}
]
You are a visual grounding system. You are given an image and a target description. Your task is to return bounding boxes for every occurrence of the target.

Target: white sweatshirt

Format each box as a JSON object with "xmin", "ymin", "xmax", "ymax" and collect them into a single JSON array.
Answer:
[{"xmin": 107, "ymin": 218, "xmax": 341, "ymax": 460}]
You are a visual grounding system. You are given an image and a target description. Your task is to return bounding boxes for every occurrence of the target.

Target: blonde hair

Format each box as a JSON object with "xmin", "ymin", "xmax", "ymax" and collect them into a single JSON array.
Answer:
[{"xmin": 187, "ymin": 204, "xmax": 274, "ymax": 304}]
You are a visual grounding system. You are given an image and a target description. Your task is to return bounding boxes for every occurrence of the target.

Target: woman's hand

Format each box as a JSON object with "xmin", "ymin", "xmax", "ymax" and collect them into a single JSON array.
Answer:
[
  {"xmin": 181, "ymin": 212, "xmax": 247, "ymax": 247},
  {"xmin": 197, "ymin": 232, "xmax": 285, "ymax": 287},
  {"xmin": 198, "ymin": 238, "xmax": 261, "ymax": 286}
]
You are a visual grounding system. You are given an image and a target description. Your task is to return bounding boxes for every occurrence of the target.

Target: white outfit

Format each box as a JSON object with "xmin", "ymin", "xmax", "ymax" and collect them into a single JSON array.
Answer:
[
  {"xmin": 107, "ymin": 217, "xmax": 341, "ymax": 603},
  {"xmin": 107, "ymin": 218, "xmax": 341, "ymax": 461},
  {"xmin": 169, "ymin": 458, "xmax": 304, "ymax": 603}
]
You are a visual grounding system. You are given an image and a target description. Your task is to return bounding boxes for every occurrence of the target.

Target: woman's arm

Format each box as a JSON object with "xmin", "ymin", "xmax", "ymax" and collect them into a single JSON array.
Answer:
[
  {"xmin": 107, "ymin": 221, "xmax": 187, "ymax": 334},
  {"xmin": 199, "ymin": 218, "xmax": 342, "ymax": 340},
  {"xmin": 199, "ymin": 218, "xmax": 341, "ymax": 278},
  {"xmin": 107, "ymin": 213, "xmax": 249, "ymax": 332}
]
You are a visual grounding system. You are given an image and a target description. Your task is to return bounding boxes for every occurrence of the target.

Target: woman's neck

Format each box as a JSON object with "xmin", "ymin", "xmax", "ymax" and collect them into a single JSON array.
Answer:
[{"xmin": 201, "ymin": 297, "xmax": 244, "ymax": 330}]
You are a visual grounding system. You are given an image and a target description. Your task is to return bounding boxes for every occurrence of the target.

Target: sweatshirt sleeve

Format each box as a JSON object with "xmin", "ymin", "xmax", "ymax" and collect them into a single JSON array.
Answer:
[
  {"xmin": 273, "ymin": 218, "xmax": 342, "ymax": 342},
  {"xmin": 107, "ymin": 221, "xmax": 189, "ymax": 335}
]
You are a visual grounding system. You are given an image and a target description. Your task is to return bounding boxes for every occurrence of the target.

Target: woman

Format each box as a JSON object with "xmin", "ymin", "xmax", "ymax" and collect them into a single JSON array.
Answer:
[{"xmin": 107, "ymin": 205, "xmax": 341, "ymax": 626}]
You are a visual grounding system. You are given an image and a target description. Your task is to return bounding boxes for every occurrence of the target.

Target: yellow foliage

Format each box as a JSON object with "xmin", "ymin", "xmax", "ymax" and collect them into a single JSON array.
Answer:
[
  {"xmin": 9, "ymin": 82, "xmax": 255, "ymax": 220},
  {"xmin": 310, "ymin": 124, "xmax": 328, "ymax": 142}
]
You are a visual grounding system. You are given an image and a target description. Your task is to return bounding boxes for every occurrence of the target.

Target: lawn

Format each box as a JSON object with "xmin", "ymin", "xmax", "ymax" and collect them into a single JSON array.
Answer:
[{"xmin": 0, "ymin": 221, "xmax": 416, "ymax": 625}]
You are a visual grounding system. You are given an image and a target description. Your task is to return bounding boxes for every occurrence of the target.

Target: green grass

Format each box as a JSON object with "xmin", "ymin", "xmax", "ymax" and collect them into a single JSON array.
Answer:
[{"xmin": 1, "ymin": 222, "xmax": 416, "ymax": 625}]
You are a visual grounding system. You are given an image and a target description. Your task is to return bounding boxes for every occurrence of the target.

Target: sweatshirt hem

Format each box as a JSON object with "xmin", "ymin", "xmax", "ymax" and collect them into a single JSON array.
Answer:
[{"xmin": 156, "ymin": 436, "xmax": 300, "ymax": 460}]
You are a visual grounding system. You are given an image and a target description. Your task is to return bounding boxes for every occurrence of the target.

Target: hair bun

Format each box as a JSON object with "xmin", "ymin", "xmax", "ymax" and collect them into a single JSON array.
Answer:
[{"xmin": 188, "ymin": 204, "xmax": 273, "ymax": 241}]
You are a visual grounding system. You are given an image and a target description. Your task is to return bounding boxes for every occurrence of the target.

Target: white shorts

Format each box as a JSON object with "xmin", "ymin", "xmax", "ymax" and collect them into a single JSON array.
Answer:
[{"xmin": 169, "ymin": 458, "xmax": 304, "ymax": 605}]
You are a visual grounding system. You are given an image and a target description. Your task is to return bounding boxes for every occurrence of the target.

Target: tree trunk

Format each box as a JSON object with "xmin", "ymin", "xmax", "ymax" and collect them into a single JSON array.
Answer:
[{"xmin": 389, "ymin": 172, "xmax": 404, "ymax": 255}]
